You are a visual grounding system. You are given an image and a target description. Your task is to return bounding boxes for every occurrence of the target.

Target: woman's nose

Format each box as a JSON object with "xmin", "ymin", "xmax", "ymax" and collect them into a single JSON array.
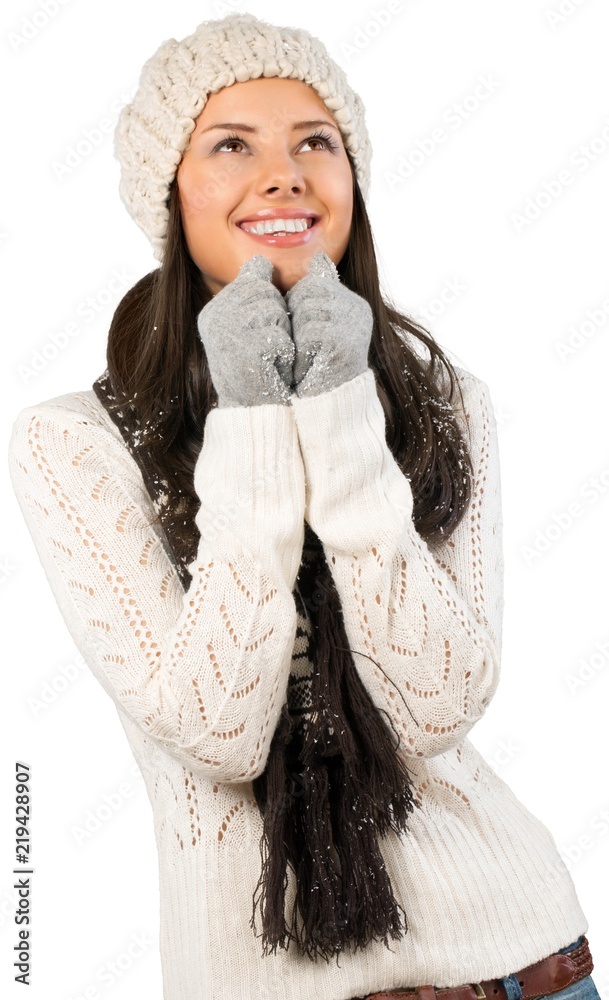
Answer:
[{"xmin": 254, "ymin": 145, "xmax": 307, "ymax": 195}]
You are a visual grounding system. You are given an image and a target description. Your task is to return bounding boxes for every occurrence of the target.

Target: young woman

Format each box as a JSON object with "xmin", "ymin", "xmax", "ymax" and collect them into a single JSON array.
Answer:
[{"xmin": 8, "ymin": 12, "xmax": 599, "ymax": 1000}]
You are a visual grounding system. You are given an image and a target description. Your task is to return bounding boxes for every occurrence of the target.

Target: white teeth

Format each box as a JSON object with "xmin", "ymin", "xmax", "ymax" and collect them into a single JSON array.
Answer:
[{"xmin": 242, "ymin": 217, "xmax": 313, "ymax": 235}]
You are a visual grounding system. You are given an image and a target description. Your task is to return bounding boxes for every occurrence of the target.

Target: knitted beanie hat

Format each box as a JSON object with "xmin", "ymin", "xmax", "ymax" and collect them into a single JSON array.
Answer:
[{"xmin": 114, "ymin": 11, "xmax": 373, "ymax": 262}]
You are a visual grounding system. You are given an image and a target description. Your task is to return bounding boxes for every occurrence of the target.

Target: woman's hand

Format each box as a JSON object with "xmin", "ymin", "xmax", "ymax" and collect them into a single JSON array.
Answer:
[
  {"xmin": 197, "ymin": 254, "xmax": 295, "ymax": 408},
  {"xmin": 285, "ymin": 251, "xmax": 373, "ymax": 398}
]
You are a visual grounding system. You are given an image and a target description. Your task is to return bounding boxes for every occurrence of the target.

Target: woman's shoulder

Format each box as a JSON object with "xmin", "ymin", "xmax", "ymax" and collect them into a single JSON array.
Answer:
[
  {"xmin": 444, "ymin": 360, "xmax": 488, "ymax": 391},
  {"xmin": 430, "ymin": 362, "xmax": 497, "ymax": 447},
  {"xmin": 12, "ymin": 386, "xmax": 119, "ymax": 430},
  {"xmin": 433, "ymin": 360, "xmax": 492, "ymax": 409},
  {"xmin": 8, "ymin": 386, "xmax": 130, "ymax": 463}
]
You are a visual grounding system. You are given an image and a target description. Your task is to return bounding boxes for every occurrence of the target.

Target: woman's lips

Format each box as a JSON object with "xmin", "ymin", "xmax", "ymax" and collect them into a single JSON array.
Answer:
[{"xmin": 237, "ymin": 219, "xmax": 319, "ymax": 247}]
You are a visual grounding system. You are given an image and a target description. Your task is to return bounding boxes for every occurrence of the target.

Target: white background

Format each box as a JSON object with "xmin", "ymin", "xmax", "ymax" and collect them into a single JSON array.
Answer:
[{"xmin": 2, "ymin": 0, "xmax": 608, "ymax": 997}]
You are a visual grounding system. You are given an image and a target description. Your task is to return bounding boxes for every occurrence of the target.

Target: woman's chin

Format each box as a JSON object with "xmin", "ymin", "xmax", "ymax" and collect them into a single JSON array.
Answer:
[
  {"xmin": 272, "ymin": 273, "xmax": 295, "ymax": 295},
  {"xmin": 270, "ymin": 255, "xmax": 318, "ymax": 294}
]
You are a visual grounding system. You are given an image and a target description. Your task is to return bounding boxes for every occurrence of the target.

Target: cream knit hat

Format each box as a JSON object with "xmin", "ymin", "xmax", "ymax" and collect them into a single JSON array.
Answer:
[{"xmin": 114, "ymin": 12, "xmax": 373, "ymax": 262}]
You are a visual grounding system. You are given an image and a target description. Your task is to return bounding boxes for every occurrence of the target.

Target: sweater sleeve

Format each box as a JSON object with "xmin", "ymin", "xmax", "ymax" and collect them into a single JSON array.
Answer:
[
  {"xmin": 7, "ymin": 396, "xmax": 306, "ymax": 782},
  {"xmin": 289, "ymin": 367, "xmax": 504, "ymax": 759}
]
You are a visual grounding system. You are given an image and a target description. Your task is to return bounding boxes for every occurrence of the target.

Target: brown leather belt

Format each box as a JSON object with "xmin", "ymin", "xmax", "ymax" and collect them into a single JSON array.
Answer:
[{"xmin": 359, "ymin": 935, "xmax": 594, "ymax": 1000}]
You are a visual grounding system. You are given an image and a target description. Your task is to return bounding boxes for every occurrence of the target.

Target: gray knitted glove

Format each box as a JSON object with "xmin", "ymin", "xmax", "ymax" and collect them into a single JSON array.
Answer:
[
  {"xmin": 285, "ymin": 250, "xmax": 373, "ymax": 398},
  {"xmin": 197, "ymin": 254, "xmax": 294, "ymax": 408}
]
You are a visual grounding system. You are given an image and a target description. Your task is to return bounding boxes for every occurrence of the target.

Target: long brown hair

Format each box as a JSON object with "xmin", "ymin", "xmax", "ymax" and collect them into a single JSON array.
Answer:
[{"xmin": 101, "ymin": 161, "xmax": 476, "ymax": 959}]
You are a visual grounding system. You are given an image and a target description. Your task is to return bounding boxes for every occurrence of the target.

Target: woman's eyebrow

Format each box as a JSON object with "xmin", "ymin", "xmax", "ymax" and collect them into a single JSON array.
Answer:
[{"xmin": 198, "ymin": 118, "xmax": 340, "ymax": 134}]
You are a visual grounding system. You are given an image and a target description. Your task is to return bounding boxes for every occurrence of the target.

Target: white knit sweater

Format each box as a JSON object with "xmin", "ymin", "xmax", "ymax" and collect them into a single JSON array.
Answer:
[{"xmin": 8, "ymin": 366, "xmax": 588, "ymax": 1000}]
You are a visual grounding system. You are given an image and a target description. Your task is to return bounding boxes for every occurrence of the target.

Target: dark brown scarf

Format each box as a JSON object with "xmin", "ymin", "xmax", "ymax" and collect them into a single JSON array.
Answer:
[{"xmin": 92, "ymin": 369, "xmax": 421, "ymax": 962}]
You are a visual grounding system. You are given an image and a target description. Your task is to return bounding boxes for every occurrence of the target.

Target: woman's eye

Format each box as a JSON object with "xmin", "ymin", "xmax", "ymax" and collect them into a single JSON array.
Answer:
[
  {"xmin": 214, "ymin": 136, "xmax": 245, "ymax": 153},
  {"xmin": 303, "ymin": 137, "xmax": 326, "ymax": 151},
  {"xmin": 303, "ymin": 132, "xmax": 339, "ymax": 152}
]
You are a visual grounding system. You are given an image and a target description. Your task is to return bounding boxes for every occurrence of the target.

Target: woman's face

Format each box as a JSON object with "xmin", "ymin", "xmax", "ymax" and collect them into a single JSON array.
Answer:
[{"xmin": 176, "ymin": 77, "xmax": 354, "ymax": 296}]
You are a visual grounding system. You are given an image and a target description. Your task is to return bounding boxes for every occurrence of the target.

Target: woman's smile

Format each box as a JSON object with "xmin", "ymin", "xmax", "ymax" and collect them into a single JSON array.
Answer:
[{"xmin": 236, "ymin": 215, "xmax": 320, "ymax": 247}]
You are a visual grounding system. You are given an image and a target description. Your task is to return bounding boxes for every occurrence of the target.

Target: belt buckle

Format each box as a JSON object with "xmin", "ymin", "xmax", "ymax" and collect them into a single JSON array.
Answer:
[{"xmin": 472, "ymin": 985, "xmax": 486, "ymax": 999}]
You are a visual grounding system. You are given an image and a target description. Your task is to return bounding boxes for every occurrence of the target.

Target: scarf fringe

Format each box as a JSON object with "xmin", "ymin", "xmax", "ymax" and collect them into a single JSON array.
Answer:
[{"xmin": 250, "ymin": 547, "xmax": 421, "ymax": 961}]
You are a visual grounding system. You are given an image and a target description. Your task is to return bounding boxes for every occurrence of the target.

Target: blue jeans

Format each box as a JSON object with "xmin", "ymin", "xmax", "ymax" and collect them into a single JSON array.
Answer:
[{"xmin": 499, "ymin": 937, "xmax": 600, "ymax": 1000}]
